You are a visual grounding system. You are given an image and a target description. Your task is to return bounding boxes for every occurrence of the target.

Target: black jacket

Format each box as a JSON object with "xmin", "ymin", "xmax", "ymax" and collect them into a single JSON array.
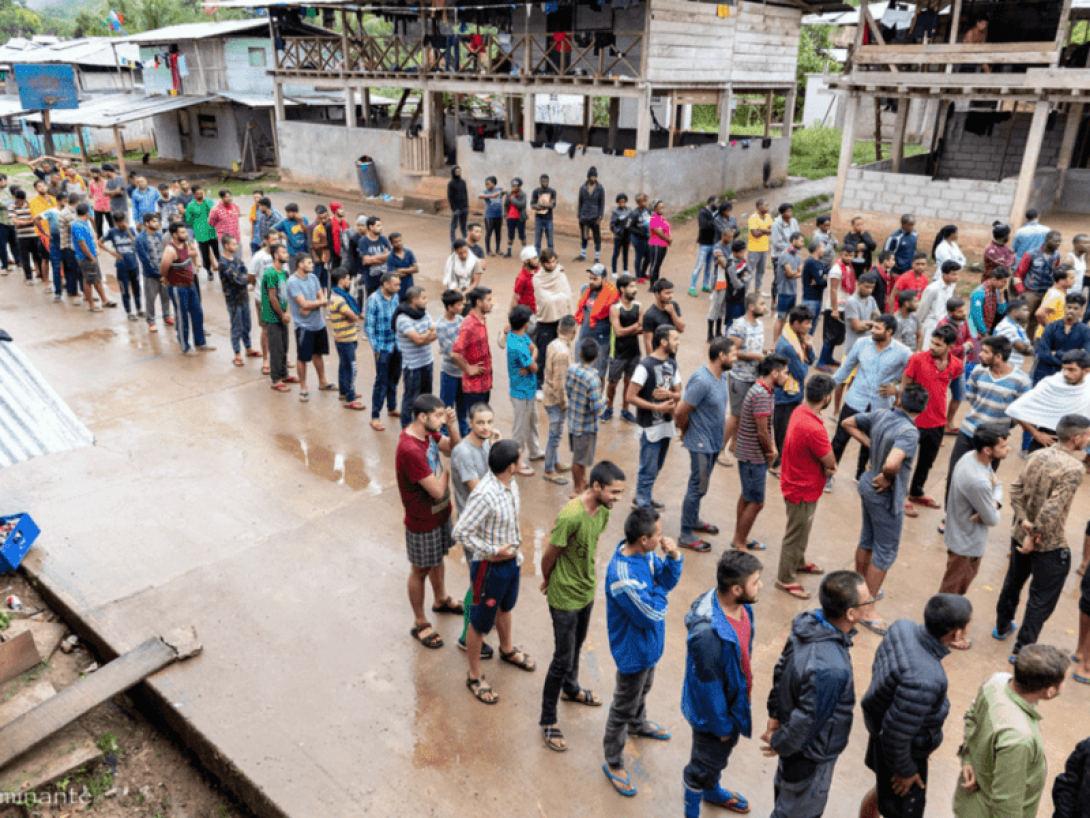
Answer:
[
  {"xmin": 766, "ymin": 610, "xmax": 855, "ymax": 766},
  {"xmin": 843, "ymin": 230, "xmax": 877, "ymax": 273},
  {"xmin": 447, "ymin": 173, "xmax": 469, "ymax": 211},
  {"xmin": 861, "ymin": 620, "xmax": 950, "ymax": 779},
  {"xmin": 577, "ymin": 182, "xmax": 605, "ymax": 223},
  {"xmin": 1054, "ymin": 737, "xmax": 1090, "ymax": 818},
  {"xmin": 696, "ymin": 206, "xmax": 717, "ymax": 246}
]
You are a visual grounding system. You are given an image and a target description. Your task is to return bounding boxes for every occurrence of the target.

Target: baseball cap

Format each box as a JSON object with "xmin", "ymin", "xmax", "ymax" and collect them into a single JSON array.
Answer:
[{"xmin": 588, "ymin": 263, "xmax": 607, "ymax": 277}]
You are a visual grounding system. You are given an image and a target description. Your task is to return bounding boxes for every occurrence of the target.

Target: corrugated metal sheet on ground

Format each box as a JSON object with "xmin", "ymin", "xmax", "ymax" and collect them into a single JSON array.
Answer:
[{"xmin": 0, "ymin": 341, "xmax": 94, "ymax": 471}]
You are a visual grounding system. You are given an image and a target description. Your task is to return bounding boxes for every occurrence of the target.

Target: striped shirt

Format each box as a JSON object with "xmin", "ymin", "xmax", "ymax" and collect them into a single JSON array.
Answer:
[
  {"xmin": 436, "ymin": 315, "xmax": 463, "ymax": 378},
  {"xmin": 961, "ymin": 366, "xmax": 1031, "ymax": 437},
  {"xmin": 736, "ymin": 381, "xmax": 774, "ymax": 464},
  {"xmin": 328, "ymin": 294, "xmax": 359, "ymax": 343},
  {"xmin": 396, "ymin": 311, "xmax": 435, "ymax": 370},
  {"xmin": 12, "ymin": 204, "xmax": 35, "ymax": 239},
  {"xmin": 365, "ymin": 290, "xmax": 398, "ymax": 353},
  {"xmin": 565, "ymin": 363, "xmax": 604, "ymax": 436},
  {"xmin": 451, "ymin": 471, "xmax": 522, "ymax": 563}
]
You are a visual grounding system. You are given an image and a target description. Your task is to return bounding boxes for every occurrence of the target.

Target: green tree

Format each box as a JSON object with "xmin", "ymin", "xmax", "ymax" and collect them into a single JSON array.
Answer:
[{"xmin": 0, "ymin": 0, "xmax": 42, "ymax": 39}]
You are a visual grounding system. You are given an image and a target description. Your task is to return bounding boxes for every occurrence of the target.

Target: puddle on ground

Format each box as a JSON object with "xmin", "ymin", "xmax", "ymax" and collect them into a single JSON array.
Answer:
[
  {"xmin": 274, "ymin": 433, "xmax": 374, "ymax": 491},
  {"xmin": 43, "ymin": 328, "xmax": 118, "ymax": 346}
]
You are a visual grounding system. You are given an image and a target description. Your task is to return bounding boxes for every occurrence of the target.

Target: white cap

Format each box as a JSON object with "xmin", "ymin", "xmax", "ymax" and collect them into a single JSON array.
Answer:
[
  {"xmin": 588, "ymin": 263, "xmax": 607, "ymax": 277},
  {"xmin": 520, "ymin": 247, "xmax": 539, "ymax": 262},
  {"xmin": 356, "ymin": 215, "xmax": 368, "ymax": 225}
]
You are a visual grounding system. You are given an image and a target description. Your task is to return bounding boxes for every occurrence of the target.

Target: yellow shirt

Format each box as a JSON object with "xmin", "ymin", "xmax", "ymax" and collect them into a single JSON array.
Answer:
[
  {"xmin": 1036, "ymin": 287, "xmax": 1066, "ymax": 338},
  {"xmin": 328, "ymin": 294, "xmax": 359, "ymax": 343},
  {"xmin": 747, "ymin": 213, "xmax": 772, "ymax": 254}
]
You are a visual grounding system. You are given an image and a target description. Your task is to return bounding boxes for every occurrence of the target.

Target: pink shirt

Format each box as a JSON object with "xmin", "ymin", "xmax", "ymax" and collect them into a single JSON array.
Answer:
[
  {"xmin": 649, "ymin": 213, "xmax": 670, "ymax": 247},
  {"xmin": 89, "ymin": 180, "xmax": 109, "ymax": 212},
  {"xmin": 208, "ymin": 203, "xmax": 241, "ymax": 240}
]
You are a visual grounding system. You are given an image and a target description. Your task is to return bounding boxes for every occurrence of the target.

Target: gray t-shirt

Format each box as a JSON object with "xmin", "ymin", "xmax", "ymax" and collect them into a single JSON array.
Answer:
[
  {"xmin": 844, "ymin": 293, "xmax": 878, "ymax": 354},
  {"xmin": 855, "ymin": 407, "xmax": 919, "ymax": 509},
  {"xmin": 945, "ymin": 453, "xmax": 1003, "ymax": 558},
  {"xmin": 451, "ymin": 438, "xmax": 491, "ymax": 515},
  {"xmin": 681, "ymin": 365, "xmax": 729, "ymax": 454},
  {"xmin": 105, "ymin": 176, "xmax": 128, "ymax": 209},
  {"xmin": 286, "ymin": 273, "xmax": 325, "ymax": 331},
  {"xmin": 775, "ymin": 249, "xmax": 802, "ymax": 299},
  {"xmin": 727, "ymin": 317, "xmax": 764, "ymax": 383},
  {"xmin": 893, "ymin": 312, "xmax": 919, "ymax": 351}
]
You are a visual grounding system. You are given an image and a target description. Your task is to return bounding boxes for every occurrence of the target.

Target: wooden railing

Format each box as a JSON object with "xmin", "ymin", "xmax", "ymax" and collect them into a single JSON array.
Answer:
[
  {"xmin": 854, "ymin": 41, "xmax": 1058, "ymax": 69},
  {"xmin": 277, "ymin": 33, "xmax": 643, "ymax": 81},
  {"xmin": 399, "ymin": 131, "xmax": 432, "ymax": 176}
]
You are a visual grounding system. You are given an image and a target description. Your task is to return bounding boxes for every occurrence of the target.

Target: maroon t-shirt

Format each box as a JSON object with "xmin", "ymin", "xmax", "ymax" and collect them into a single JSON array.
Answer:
[{"xmin": 395, "ymin": 430, "xmax": 451, "ymax": 533}]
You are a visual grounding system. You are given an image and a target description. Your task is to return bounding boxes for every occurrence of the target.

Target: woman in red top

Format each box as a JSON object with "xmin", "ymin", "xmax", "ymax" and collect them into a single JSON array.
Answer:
[{"xmin": 647, "ymin": 200, "xmax": 672, "ymax": 286}]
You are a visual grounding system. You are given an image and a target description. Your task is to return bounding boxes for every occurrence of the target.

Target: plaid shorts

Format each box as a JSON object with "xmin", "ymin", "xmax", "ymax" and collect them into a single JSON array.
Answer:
[{"xmin": 405, "ymin": 518, "xmax": 454, "ymax": 568}]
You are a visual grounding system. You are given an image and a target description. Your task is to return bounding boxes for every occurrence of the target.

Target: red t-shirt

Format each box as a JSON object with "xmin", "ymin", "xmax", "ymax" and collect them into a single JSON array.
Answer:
[
  {"xmin": 395, "ymin": 430, "xmax": 451, "ymax": 533},
  {"xmin": 780, "ymin": 404, "xmax": 832, "ymax": 504},
  {"xmin": 894, "ymin": 270, "xmax": 929, "ymax": 297},
  {"xmin": 726, "ymin": 607, "xmax": 753, "ymax": 696},
  {"xmin": 513, "ymin": 267, "xmax": 537, "ymax": 312},
  {"xmin": 451, "ymin": 312, "xmax": 492, "ymax": 393},
  {"xmin": 904, "ymin": 350, "xmax": 963, "ymax": 430}
]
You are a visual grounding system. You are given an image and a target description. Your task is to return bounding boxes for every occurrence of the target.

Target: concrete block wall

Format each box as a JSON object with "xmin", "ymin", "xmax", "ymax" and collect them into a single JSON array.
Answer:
[
  {"xmin": 1058, "ymin": 169, "xmax": 1090, "ymax": 214},
  {"xmin": 939, "ymin": 111, "xmax": 1065, "ymax": 181},
  {"xmin": 841, "ymin": 168, "xmax": 1016, "ymax": 226}
]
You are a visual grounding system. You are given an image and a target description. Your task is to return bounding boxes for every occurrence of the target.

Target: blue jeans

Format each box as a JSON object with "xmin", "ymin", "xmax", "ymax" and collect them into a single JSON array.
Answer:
[
  {"xmin": 169, "ymin": 284, "xmax": 206, "ymax": 352},
  {"xmin": 631, "ymin": 236, "xmax": 648, "ymax": 279},
  {"xmin": 371, "ymin": 349, "xmax": 401, "ymax": 419},
  {"xmin": 439, "ymin": 370, "xmax": 468, "ymax": 437},
  {"xmin": 681, "ymin": 451, "xmax": 715, "ymax": 540},
  {"xmin": 690, "ymin": 245, "xmax": 715, "ymax": 291},
  {"xmin": 117, "ymin": 266, "xmax": 142, "ymax": 314},
  {"xmin": 0, "ymin": 223, "xmax": 19, "ymax": 266},
  {"xmin": 544, "ymin": 404, "xmax": 566, "ymax": 472},
  {"xmin": 335, "ymin": 340, "xmax": 357, "ymax": 399},
  {"xmin": 399, "ymin": 362, "xmax": 433, "ymax": 428},
  {"xmin": 314, "ymin": 262, "xmax": 328, "ymax": 291},
  {"xmin": 534, "ymin": 219, "xmax": 554, "ymax": 254},
  {"xmin": 61, "ymin": 247, "xmax": 79, "ymax": 296},
  {"xmin": 802, "ymin": 299, "xmax": 822, "ymax": 335},
  {"xmin": 578, "ymin": 321, "xmax": 612, "ymax": 384},
  {"xmin": 635, "ymin": 434, "xmax": 671, "ymax": 507},
  {"xmin": 49, "ymin": 240, "xmax": 63, "ymax": 293},
  {"xmin": 684, "ymin": 729, "xmax": 741, "ymax": 793},
  {"xmin": 226, "ymin": 300, "xmax": 251, "ymax": 353}
]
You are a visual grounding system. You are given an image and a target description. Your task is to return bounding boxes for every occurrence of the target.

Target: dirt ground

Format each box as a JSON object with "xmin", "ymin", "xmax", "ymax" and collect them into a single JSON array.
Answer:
[{"xmin": 0, "ymin": 574, "xmax": 251, "ymax": 818}]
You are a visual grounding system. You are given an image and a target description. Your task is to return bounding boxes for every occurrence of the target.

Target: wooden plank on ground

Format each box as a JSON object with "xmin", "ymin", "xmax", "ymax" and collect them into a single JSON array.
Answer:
[
  {"xmin": 0, "ymin": 631, "xmax": 200, "ymax": 769},
  {"xmin": 0, "ymin": 681, "xmax": 101, "ymax": 794},
  {"xmin": 2, "ymin": 622, "xmax": 67, "ymax": 662},
  {"xmin": 0, "ymin": 631, "xmax": 41, "ymax": 685}
]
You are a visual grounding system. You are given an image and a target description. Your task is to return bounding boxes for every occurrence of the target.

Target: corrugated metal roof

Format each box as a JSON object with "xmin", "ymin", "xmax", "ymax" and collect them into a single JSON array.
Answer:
[
  {"xmin": 0, "ymin": 37, "xmax": 139, "ymax": 69},
  {"xmin": 0, "ymin": 339, "xmax": 94, "ymax": 471},
  {"xmin": 218, "ymin": 90, "xmax": 344, "ymax": 107},
  {"xmin": 0, "ymin": 97, "xmax": 31, "ymax": 119},
  {"xmin": 23, "ymin": 94, "xmax": 216, "ymax": 127},
  {"xmin": 120, "ymin": 19, "xmax": 269, "ymax": 43}
]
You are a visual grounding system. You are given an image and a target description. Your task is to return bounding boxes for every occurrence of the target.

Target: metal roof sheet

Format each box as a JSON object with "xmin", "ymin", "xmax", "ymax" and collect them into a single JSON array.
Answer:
[
  {"xmin": 0, "ymin": 37, "xmax": 139, "ymax": 68},
  {"xmin": 0, "ymin": 339, "xmax": 94, "ymax": 471},
  {"xmin": 217, "ymin": 90, "xmax": 344, "ymax": 107},
  {"xmin": 0, "ymin": 96, "xmax": 31, "ymax": 119},
  {"xmin": 23, "ymin": 94, "xmax": 216, "ymax": 127},
  {"xmin": 120, "ymin": 19, "xmax": 270, "ymax": 43}
]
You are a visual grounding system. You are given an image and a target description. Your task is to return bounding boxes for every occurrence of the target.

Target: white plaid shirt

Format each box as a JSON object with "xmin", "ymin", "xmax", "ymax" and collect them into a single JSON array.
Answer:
[{"xmin": 451, "ymin": 472, "xmax": 522, "ymax": 564}]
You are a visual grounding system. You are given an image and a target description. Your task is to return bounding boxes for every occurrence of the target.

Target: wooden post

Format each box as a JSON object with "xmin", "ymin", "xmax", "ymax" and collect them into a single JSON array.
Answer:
[
  {"xmin": 113, "ymin": 126, "xmax": 127, "ymax": 180},
  {"xmin": 1009, "ymin": 101, "xmax": 1050, "ymax": 227},
  {"xmin": 636, "ymin": 86, "xmax": 652, "ymax": 152},
  {"xmin": 833, "ymin": 94, "xmax": 859, "ymax": 213},
  {"xmin": 339, "ymin": 8, "xmax": 350, "ymax": 74},
  {"xmin": 582, "ymin": 95, "xmax": 592, "ymax": 144},
  {"xmin": 40, "ymin": 110, "xmax": 55, "ymax": 158},
  {"xmin": 946, "ymin": 0, "xmax": 963, "ymax": 73},
  {"xmin": 193, "ymin": 45, "xmax": 209, "ymax": 94},
  {"xmin": 268, "ymin": 108, "xmax": 281, "ymax": 171},
  {"xmin": 523, "ymin": 7, "xmax": 532, "ymax": 77},
  {"xmin": 268, "ymin": 15, "xmax": 281, "ymax": 70},
  {"xmin": 891, "ymin": 97, "xmax": 910, "ymax": 172},
  {"xmin": 783, "ymin": 87, "xmax": 797, "ymax": 137},
  {"xmin": 763, "ymin": 91, "xmax": 773, "ymax": 138},
  {"xmin": 718, "ymin": 87, "xmax": 732, "ymax": 142},
  {"xmin": 76, "ymin": 126, "xmax": 90, "ymax": 169},
  {"xmin": 1053, "ymin": 0, "xmax": 1074, "ymax": 67},
  {"xmin": 668, "ymin": 96, "xmax": 676, "ymax": 147},
  {"xmin": 274, "ymin": 81, "xmax": 286, "ymax": 122},
  {"xmin": 608, "ymin": 96, "xmax": 620, "ymax": 148},
  {"xmin": 1054, "ymin": 102, "xmax": 1084, "ymax": 205},
  {"xmin": 362, "ymin": 87, "xmax": 371, "ymax": 126},
  {"xmin": 874, "ymin": 102, "xmax": 883, "ymax": 161},
  {"xmin": 345, "ymin": 87, "xmax": 357, "ymax": 128},
  {"xmin": 523, "ymin": 91, "xmax": 535, "ymax": 142}
]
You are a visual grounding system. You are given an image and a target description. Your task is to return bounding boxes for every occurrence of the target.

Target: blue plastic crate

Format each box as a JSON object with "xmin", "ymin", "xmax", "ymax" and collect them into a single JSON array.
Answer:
[{"xmin": 0, "ymin": 513, "xmax": 39, "ymax": 573}]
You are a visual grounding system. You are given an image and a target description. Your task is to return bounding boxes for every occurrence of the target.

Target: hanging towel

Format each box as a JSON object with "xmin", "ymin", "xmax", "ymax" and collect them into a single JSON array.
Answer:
[{"xmin": 177, "ymin": 54, "xmax": 189, "ymax": 77}]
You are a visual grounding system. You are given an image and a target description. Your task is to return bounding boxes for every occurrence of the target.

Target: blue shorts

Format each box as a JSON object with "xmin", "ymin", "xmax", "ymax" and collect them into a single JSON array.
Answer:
[
  {"xmin": 738, "ymin": 461, "xmax": 768, "ymax": 504},
  {"xmin": 469, "ymin": 558, "xmax": 520, "ymax": 635},
  {"xmin": 857, "ymin": 487, "xmax": 903, "ymax": 571},
  {"xmin": 776, "ymin": 292, "xmax": 797, "ymax": 317},
  {"xmin": 949, "ymin": 371, "xmax": 966, "ymax": 402}
]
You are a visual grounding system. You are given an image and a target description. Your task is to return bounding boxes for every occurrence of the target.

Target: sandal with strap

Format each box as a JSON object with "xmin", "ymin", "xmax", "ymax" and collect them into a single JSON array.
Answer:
[
  {"xmin": 602, "ymin": 763, "xmax": 637, "ymax": 796},
  {"xmin": 562, "ymin": 687, "xmax": 602, "ymax": 706},
  {"xmin": 270, "ymin": 382, "xmax": 291, "ymax": 392},
  {"xmin": 904, "ymin": 502, "xmax": 919, "ymax": 518},
  {"xmin": 797, "ymin": 563, "xmax": 824, "ymax": 575},
  {"xmin": 432, "ymin": 597, "xmax": 465, "ymax": 615},
  {"xmin": 499, "ymin": 646, "xmax": 536, "ymax": 671},
  {"xmin": 704, "ymin": 787, "xmax": 750, "ymax": 814},
  {"xmin": 345, "ymin": 401, "xmax": 366, "ymax": 411},
  {"xmin": 909, "ymin": 495, "xmax": 941, "ymax": 509},
  {"xmin": 631, "ymin": 721, "xmax": 671, "ymax": 740},
  {"xmin": 542, "ymin": 725, "xmax": 568, "ymax": 752},
  {"xmin": 467, "ymin": 675, "xmax": 499, "ymax": 704},
  {"xmin": 775, "ymin": 581, "xmax": 811, "ymax": 600},
  {"xmin": 410, "ymin": 622, "xmax": 443, "ymax": 649},
  {"xmin": 678, "ymin": 539, "xmax": 711, "ymax": 553}
]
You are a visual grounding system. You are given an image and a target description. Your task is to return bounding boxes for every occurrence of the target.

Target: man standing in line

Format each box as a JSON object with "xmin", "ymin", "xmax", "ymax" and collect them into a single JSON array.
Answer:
[
  {"xmin": 641, "ymin": 278, "xmax": 686, "ymax": 355},
  {"xmin": 1034, "ymin": 290, "xmax": 1090, "ymax": 384},
  {"xmin": 184, "ymin": 185, "xmax": 219, "ymax": 281},
  {"xmin": 253, "ymin": 197, "xmax": 284, "ymax": 248},
  {"xmin": 675, "ymin": 337, "xmax": 737, "ymax": 551},
  {"xmin": 761, "ymin": 571, "xmax": 869, "ymax": 818},
  {"xmin": 576, "ymin": 167, "xmax": 605, "ymax": 264},
  {"xmin": 772, "ymin": 305, "xmax": 815, "ymax": 471},
  {"xmin": 725, "ymin": 292, "xmax": 767, "ymax": 463},
  {"xmin": 136, "ymin": 213, "xmax": 173, "ymax": 330},
  {"xmin": 953, "ymin": 645, "xmax": 1069, "ymax": 818},
  {"xmin": 262, "ymin": 243, "xmax": 296, "ymax": 392},
  {"xmin": 454, "ymin": 439, "xmax": 537, "ymax": 705},
  {"xmin": 1017, "ymin": 229, "xmax": 1062, "ymax": 341},
  {"xmin": 444, "ymin": 238, "xmax": 485, "ymax": 296},
  {"xmin": 160, "ymin": 221, "xmax": 213, "ymax": 354},
  {"xmin": 601, "ymin": 507, "xmax": 683, "ymax": 797},
  {"xmin": 859, "ymin": 594, "xmax": 972, "ymax": 818},
  {"xmin": 840, "ymin": 384, "xmax": 930, "ymax": 635},
  {"xmin": 71, "ymin": 202, "xmax": 114, "ymax": 310},
  {"xmin": 129, "ymin": 176, "xmax": 159, "ymax": 230},
  {"xmin": 248, "ymin": 229, "xmax": 277, "ymax": 370},
  {"xmin": 539, "ymin": 461, "xmax": 626, "ymax": 751},
  {"xmin": 602, "ymin": 274, "xmax": 642, "ymax": 423},
  {"xmin": 397, "ymin": 394, "xmax": 463, "ymax": 651},
  {"xmin": 217, "ymin": 234, "xmax": 260, "ymax": 367},
  {"xmin": 395, "ymin": 285, "xmax": 437, "ymax": 428},
  {"xmin": 626, "ymin": 325, "xmax": 682, "ymax": 512},
  {"xmin": 364, "ymin": 271, "xmax": 402, "ymax": 432},
  {"xmin": 575, "ymin": 263, "xmax": 619, "ymax": 385},
  {"xmin": 305, "ymin": 205, "xmax": 332, "ymax": 291},
  {"xmin": 57, "ymin": 193, "xmax": 80, "ymax": 302},
  {"xmin": 681, "ymin": 550, "xmax": 763, "ymax": 817},
  {"xmin": 689, "ymin": 196, "xmax": 719, "ymax": 297},
  {"xmin": 531, "ymin": 174, "xmax": 557, "ymax": 254},
  {"xmin": 274, "ymin": 203, "xmax": 310, "ymax": 276},
  {"xmin": 286, "ymin": 253, "xmax": 331, "ymax": 401},
  {"xmin": 447, "ymin": 165, "xmax": 469, "ymax": 246},
  {"xmin": 775, "ymin": 374, "xmax": 837, "ymax": 601},
  {"xmin": 844, "ymin": 215, "xmax": 877, "ymax": 282},
  {"xmin": 451, "ymin": 286, "xmax": 495, "ymax": 411},
  {"xmin": 995, "ymin": 414, "xmax": 1090, "ymax": 662},
  {"xmin": 1012, "ymin": 208, "xmax": 1051, "ymax": 262},
  {"xmin": 746, "ymin": 199, "xmax": 773, "ymax": 296},
  {"xmin": 883, "ymin": 213, "xmax": 918, "ymax": 277}
]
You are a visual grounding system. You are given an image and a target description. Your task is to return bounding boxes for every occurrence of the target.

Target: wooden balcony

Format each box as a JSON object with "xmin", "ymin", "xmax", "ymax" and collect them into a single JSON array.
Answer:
[
  {"xmin": 854, "ymin": 41, "xmax": 1059, "ymax": 69},
  {"xmin": 274, "ymin": 32, "xmax": 645, "ymax": 86}
]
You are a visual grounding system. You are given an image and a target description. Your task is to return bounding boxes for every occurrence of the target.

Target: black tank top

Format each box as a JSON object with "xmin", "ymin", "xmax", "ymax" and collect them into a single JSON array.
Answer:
[{"xmin": 613, "ymin": 301, "xmax": 641, "ymax": 360}]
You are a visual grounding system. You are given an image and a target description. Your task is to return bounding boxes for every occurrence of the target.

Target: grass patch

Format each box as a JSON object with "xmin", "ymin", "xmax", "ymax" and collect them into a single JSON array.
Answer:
[
  {"xmin": 215, "ymin": 179, "xmax": 283, "ymax": 198},
  {"xmin": 794, "ymin": 193, "xmax": 833, "ymax": 224},
  {"xmin": 789, "ymin": 125, "xmax": 929, "ymax": 180}
]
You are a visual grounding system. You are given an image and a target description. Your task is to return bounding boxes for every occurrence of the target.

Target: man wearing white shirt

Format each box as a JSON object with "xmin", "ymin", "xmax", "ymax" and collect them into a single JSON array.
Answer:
[{"xmin": 917, "ymin": 261, "xmax": 961, "ymax": 347}]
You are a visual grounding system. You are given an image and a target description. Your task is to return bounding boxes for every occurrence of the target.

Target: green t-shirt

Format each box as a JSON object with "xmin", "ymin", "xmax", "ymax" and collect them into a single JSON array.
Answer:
[
  {"xmin": 546, "ymin": 498, "xmax": 610, "ymax": 610},
  {"xmin": 260, "ymin": 267, "xmax": 288, "ymax": 324}
]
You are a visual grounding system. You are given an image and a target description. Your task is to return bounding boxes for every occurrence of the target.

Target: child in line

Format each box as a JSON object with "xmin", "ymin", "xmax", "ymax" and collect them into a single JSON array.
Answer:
[
  {"xmin": 543, "ymin": 315, "xmax": 577, "ymax": 485},
  {"xmin": 329, "ymin": 267, "xmax": 364, "ymax": 409},
  {"xmin": 610, "ymin": 194, "xmax": 631, "ymax": 278},
  {"xmin": 436, "ymin": 289, "xmax": 467, "ymax": 435}
]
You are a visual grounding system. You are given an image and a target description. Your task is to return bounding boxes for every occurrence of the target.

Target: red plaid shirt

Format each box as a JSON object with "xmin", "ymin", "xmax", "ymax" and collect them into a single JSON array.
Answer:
[
  {"xmin": 208, "ymin": 203, "xmax": 241, "ymax": 240},
  {"xmin": 452, "ymin": 312, "xmax": 492, "ymax": 393}
]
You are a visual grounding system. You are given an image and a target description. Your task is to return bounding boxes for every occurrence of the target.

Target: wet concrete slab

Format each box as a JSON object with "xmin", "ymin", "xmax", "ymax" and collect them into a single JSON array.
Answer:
[{"xmin": 2, "ymin": 204, "xmax": 1088, "ymax": 817}]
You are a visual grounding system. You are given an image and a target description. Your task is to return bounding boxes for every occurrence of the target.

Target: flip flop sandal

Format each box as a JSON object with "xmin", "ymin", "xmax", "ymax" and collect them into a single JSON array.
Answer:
[
  {"xmin": 734, "ymin": 540, "xmax": 767, "ymax": 551},
  {"xmin": 944, "ymin": 428, "xmax": 960, "ymax": 436},
  {"xmin": 517, "ymin": 468, "xmax": 536, "ymax": 477},
  {"xmin": 950, "ymin": 639, "xmax": 973, "ymax": 650},
  {"xmin": 103, "ymin": 301, "xmax": 117, "ymax": 308},
  {"xmin": 860, "ymin": 620, "xmax": 889, "ymax": 636},
  {"xmin": 543, "ymin": 474, "xmax": 570, "ymax": 485},
  {"xmin": 410, "ymin": 622, "xmax": 443, "ymax": 649},
  {"xmin": 631, "ymin": 721, "xmax": 671, "ymax": 740},
  {"xmin": 261, "ymin": 366, "xmax": 270, "ymax": 375},
  {"xmin": 282, "ymin": 375, "xmax": 300, "ymax": 384},
  {"xmin": 542, "ymin": 726, "xmax": 568, "ymax": 752},
  {"xmin": 562, "ymin": 687, "xmax": 602, "ymax": 706},
  {"xmin": 904, "ymin": 502, "xmax": 919, "ymax": 518},
  {"xmin": 797, "ymin": 563, "xmax": 824, "ymax": 574},
  {"xmin": 555, "ymin": 463, "xmax": 572, "ymax": 472},
  {"xmin": 500, "ymin": 647, "xmax": 536, "ymax": 671},
  {"xmin": 233, "ymin": 357, "xmax": 244, "ymax": 367},
  {"xmin": 602, "ymin": 764, "xmax": 636, "ymax": 796},
  {"xmin": 775, "ymin": 581, "xmax": 811, "ymax": 600},
  {"xmin": 704, "ymin": 788, "xmax": 750, "ymax": 814},
  {"xmin": 1073, "ymin": 673, "xmax": 1090, "ymax": 685},
  {"xmin": 432, "ymin": 597, "xmax": 465, "ymax": 615},
  {"xmin": 467, "ymin": 675, "xmax": 499, "ymax": 704},
  {"xmin": 270, "ymin": 382, "xmax": 291, "ymax": 392},
  {"xmin": 299, "ymin": 391, "xmax": 310, "ymax": 402},
  {"xmin": 693, "ymin": 523, "xmax": 720, "ymax": 535},
  {"xmin": 678, "ymin": 540, "xmax": 712, "ymax": 553},
  {"xmin": 910, "ymin": 496, "xmax": 942, "ymax": 508},
  {"xmin": 318, "ymin": 384, "xmax": 336, "ymax": 391},
  {"xmin": 246, "ymin": 349, "xmax": 262, "ymax": 357},
  {"xmin": 370, "ymin": 420, "xmax": 386, "ymax": 432},
  {"xmin": 345, "ymin": 401, "xmax": 366, "ymax": 411}
]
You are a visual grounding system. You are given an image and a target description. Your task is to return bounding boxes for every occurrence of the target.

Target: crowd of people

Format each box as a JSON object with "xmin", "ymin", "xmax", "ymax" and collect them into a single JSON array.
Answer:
[{"xmin": 7, "ymin": 156, "xmax": 1090, "ymax": 817}]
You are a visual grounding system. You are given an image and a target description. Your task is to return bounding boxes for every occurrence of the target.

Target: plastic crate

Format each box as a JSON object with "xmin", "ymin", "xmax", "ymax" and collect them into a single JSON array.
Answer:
[{"xmin": 0, "ymin": 513, "xmax": 39, "ymax": 573}]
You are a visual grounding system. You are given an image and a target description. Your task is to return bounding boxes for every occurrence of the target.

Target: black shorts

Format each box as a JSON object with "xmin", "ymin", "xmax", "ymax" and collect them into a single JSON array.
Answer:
[
  {"xmin": 295, "ymin": 326, "xmax": 330, "ymax": 362},
  {"xmin": 608, "ymin": 355, "xmax": 639, "ymax": 384},
  {"xmin": 864, "ymin": 735, "xmax": 928, "ymax": 818},
  {"xmin": 1080, "ymin": 563, "xmax": 1090, "ymax": 618}
]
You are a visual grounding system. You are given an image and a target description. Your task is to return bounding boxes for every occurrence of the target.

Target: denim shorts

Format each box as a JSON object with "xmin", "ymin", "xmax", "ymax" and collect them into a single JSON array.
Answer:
[
  {"xmin": 949, "ymin": 371, "xmax": 966, "ymax": 402},
  {"xmin": 776, "ymin": 292, "xmax": 797, "ymax": 317},
  {"xmin": 469, "ymin": 558, "xmax": 520, "ymax": 635},
  {"xmin": 738, "ymin": 460, "xmax": 768, "ymax": 504}
]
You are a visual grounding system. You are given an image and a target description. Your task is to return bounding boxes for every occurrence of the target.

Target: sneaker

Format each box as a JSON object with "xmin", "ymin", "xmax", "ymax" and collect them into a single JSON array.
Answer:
[
  {"xmin": 504, "ymin": 249, "xmax": 512, "ymax": 258},
  {"xmin": 688, "ymin": 288, "xmax": 698, "ymax": 297},
  {"xmin": 824, "ymin": 476, "xmax": 834, "ymax": 493},
  {"xmin": 458, "ymin": 638, "xmax": 494, "ymax": 660},
  {"xmin": 620, "ymin": 410, "xmax": 637, "ymax": 424},
  {"xmin": 701, "ymin": 286, "xmax": 711, "ymax": 293},
  {"xmin": 575, "ymin": 253, "xmax": 586, "ymax": 261},
  {"xmin": 52, "ymin": 295, "xmax": 61, "ymax": 302},
  {"xmin": 600, "ymin": 407, "xmax": 613, "ymax": 422},
  {"xmin": 993, "ymin": 621, "xmax": 1018, "ymax": 641},
  {"xmin": 24, "ymin": 279, "xmax": 34, "ymax": 286},
  {"xmin": 44, "ymin": 286, "xmax": 53, "ymax": 294},
  {"xmin": 650, "ymin": 499, "xmax": 665, "ymax": 511}
]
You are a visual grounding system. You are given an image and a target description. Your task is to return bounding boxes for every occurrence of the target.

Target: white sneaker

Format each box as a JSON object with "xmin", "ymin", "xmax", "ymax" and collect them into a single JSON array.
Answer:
[
  {"xmin": 824, "ymin": 476, "xmax": 834, "ymax": 493},
  {"xmin": 535, "ymin": 389, "xmax": 543, "ymax": 401}
]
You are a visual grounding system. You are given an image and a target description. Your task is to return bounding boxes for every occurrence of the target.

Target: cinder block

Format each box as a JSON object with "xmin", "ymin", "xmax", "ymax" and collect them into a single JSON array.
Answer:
[{"xmin": 963, "ymin": 191, "xmax": 990, "ymax": 204}]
